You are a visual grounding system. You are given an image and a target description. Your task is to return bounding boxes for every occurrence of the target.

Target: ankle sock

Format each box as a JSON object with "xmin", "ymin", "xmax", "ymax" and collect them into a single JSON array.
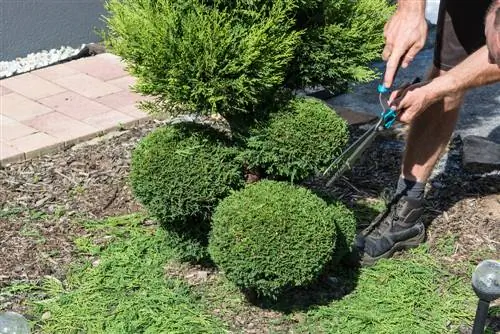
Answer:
[{"xmin": 395, "ymin": 177, "xmax": 426, "ymax": 200}]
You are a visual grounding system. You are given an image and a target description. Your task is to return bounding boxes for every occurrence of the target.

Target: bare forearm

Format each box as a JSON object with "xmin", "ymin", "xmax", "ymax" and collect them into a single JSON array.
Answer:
[
  {"xmin": 429, "ymin": 46, "xmax": 500, "ymax": 100},
  {"xmin": 397, "ymin": 0, "xmax": 426, "ymax": 14}
]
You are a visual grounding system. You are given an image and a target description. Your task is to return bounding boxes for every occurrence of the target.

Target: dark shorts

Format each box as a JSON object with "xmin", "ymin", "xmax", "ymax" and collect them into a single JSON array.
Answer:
[{"xmin": 434, "ymin": 0, "xmax": 493, "ymax": 70}]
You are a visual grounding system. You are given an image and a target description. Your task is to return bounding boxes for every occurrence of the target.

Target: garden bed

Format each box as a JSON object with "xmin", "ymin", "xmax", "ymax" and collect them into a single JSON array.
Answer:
[{"xmin": 1, "ymin": 119, "xmax": 498, "ymax": 333}]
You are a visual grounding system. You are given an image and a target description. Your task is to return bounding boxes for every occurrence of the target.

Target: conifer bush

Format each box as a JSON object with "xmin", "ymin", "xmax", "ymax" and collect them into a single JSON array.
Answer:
[
  {"xmin": 104, "ymin": 0, "xmax": 391, "ymax": 118},
  {"xmin": 244, "ymin": 97, "xmax": 349, "ymax": 182},
  {"xmin": 104, "ymin": 0, "xmax": 300, "ymax": 118},
  {"xmin": 130, "ymin": 123, "xmax": 245, "ymax": 233},
  {"xmin": 287, "ymin": 0, "xmax": 394, "ymax": 93},
  {"xmin": 208, "ymin": 180, "xmax": 355, "ymax": 298}
]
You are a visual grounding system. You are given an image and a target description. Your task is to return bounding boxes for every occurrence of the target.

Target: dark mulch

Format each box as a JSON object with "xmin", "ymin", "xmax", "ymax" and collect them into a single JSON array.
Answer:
[{"xmin": 0, "ymin": 120, "xmax": 164, "ymax": 287}]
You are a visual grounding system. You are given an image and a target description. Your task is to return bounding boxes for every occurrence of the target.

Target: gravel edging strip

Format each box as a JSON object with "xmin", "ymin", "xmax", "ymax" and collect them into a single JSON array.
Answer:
[{"xmin": 0, "ymin": 43, "xmax": 106, "ymax": 80}]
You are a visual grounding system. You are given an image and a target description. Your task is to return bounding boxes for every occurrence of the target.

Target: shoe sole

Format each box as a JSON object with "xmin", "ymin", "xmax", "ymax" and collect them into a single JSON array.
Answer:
[{"xmin": 360, "ymin": 230, "xmax": 426, "ymax": 267}]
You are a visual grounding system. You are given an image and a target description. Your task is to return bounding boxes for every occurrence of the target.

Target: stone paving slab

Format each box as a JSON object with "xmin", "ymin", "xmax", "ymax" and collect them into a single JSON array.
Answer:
[{"xmin": 0, "ymin": 53, "xmax": 150, "ymax": 166}]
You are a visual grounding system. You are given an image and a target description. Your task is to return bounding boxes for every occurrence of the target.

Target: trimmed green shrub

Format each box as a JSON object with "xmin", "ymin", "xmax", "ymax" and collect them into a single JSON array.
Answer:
[
  {"xmin": 130, "ymin": 123, "xmax": 245, "ymax": 233},
  {"xmin": 104, "ymin": 0, "xmax": 300, "ymax": 118},
  {"xmin": 208, "ymin": 180, "xmax": 355, "ymax": 298},
  {"xmin": 244, "ymin": 97, "xmax": 349, "ymax": 182}
]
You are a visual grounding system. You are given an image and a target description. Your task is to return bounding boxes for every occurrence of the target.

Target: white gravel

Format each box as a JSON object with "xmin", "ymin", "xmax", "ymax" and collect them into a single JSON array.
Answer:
[{"xmin": 0, "ymin": 44, "xmax": 85, "ymax": 79}]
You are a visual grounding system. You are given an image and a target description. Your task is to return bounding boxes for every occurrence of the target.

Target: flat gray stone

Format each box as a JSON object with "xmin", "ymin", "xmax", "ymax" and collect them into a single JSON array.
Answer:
[
  {"xmin": 462, "ymin": 135, "xmax": 500, "ymax": 173},
  {"xmin": 332, "ymin": 105, "xmax": 378, "ymax": 126}
]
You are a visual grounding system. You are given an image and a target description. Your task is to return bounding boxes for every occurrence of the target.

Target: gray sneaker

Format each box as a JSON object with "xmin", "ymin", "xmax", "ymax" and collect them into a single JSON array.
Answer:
[{"xmin": 355, "ymin": 195, "xmax": 426, "ymax": 266}]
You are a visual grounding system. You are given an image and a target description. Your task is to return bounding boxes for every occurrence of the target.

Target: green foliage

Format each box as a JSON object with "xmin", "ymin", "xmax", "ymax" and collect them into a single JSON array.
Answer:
[
  {"xmin": 104, "ymin": 0, "xmax": 391, "ymax": 119},
  {"xmin": 215, "ymin": 0, "xmax": 393, "ymax": 93},
  {"xmin": 33, "ymin": 217, "xmax": 225, "ymax": 333},
  {"xmin": 130, "ymin": 123, "xmax": 245, "ymax": 233},
  {"xmin": 104, "ymin": 0, "xmax": 300, "ymax": 117},
  {"xmin": 22, "ymin": 214, "xmax": 481, "ymax": 333},
  {"xmin": 244, "ymin": 97, "xmax": 349, "ymax": 182},
  {"xmin": 209, "ymin": 180, "xmax": 354, "ymax": 298},
  {"xmin": 287, "ymin": 0, "xmax": 394, "ymax": 93},
  {"xmin": 299, "ymin": 248, "xmax": 477, "ymax": 334}
]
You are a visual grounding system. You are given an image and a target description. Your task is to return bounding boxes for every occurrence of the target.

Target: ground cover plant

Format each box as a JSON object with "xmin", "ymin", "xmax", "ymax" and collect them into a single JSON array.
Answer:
[
  {"xmin": 31, "ymin": 214, "xmax": 227, "ymax": 333},
  {"xmin": 21, "ymin": 213, "xmax": 488, "ymax": 333},
  {"xmin": 299, "ymin": 249, "xmax": 478, "ymax": 334}
]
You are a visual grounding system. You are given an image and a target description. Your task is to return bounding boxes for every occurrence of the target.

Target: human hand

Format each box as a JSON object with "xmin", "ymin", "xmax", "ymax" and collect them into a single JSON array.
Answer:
[
  {"xmin": 387, "ymin": 81, "xmax": 436, "ymax": 124},
  {"xmin": 382, "ymin": 6, "xmax": 428, "ymax": 88}
]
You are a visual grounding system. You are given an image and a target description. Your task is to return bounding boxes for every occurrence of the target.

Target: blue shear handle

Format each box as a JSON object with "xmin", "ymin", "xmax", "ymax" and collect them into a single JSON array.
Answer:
[
  {"xmin": 377, "ymin": 84, "xmax": 389, "ymax": 94},
  {"xmin": 382, "ymin": 109, "xmax": 397, "ymax": 129}
]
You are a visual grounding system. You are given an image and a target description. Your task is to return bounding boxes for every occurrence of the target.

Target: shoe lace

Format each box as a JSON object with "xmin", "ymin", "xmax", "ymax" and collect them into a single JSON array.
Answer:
[{"xmin": 370, "ymin": 197, "xmax": 404, "ymax": 237}]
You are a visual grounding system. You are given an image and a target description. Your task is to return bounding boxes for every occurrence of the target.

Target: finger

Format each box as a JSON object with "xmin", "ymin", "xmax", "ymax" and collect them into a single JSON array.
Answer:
[
  {"xmin": 384, "ymin": 48, "xmax": 405, "ymax": 88},
  {"xmin": 401, "ymin": 43, "xmax": 422, "ymax": 69},
  {"xmin": 388, "ymin": 90, "xmax": 400, "ymax": 104},
  {"xmin": 382, "ymin": 43, "xmax": 393, "ymax": 61},
  {"xmin": 399, "ymin": 106, "xmax": 416, "ymax": 124},
  {"xmin": 391, "ymin": 90, "xmax": 412, "ymax": 110},
  {"xmin": 390, "ymin": 95, "xmax": 404, "ymax": 110},
  {"xmin": 393, "ymin": 95, "xmax": 417, "ymax": 124}
]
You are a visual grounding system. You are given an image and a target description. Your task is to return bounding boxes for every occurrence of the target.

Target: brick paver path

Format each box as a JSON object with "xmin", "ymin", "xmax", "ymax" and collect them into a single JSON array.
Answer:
[{"xmin": 0, "ymin": 53, "xmax": 150, "ymax": 166}]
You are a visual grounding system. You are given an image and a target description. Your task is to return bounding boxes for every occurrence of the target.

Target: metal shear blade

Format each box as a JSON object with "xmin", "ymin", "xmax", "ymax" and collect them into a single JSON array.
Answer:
[
  {"xmin": 322, "ymin": 77, "xmax": 421, "ymax": 186},
  {"xmin": 323, "ymin": 118, "xmax": 383, "ymax": 187}
]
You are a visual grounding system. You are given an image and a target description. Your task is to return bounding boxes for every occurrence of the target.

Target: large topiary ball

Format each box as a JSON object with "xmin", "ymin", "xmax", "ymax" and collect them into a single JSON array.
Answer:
[
  {"xmin": 130, "ymin": 123, "xmax": 245, "ymax": 234},
  {"xmin": 208, "ymin": 180, "xmax": 355, "ymax": 298},
  {"xmin": 244, "ymin": 97, "xmax": 349, "ymax": 182}
]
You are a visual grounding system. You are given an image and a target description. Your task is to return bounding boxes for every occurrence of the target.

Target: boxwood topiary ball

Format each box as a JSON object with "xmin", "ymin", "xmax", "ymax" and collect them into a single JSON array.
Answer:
[
  {"xmin": 130, "ymin": 123, "xmax": 245, "ymax": 234},
  {"xmin": 244, "ymin": 97, "xmax": 349, "ymax": 182},
  {"xmin": 208, "ymin": 180, "xmax": 353, "ymax": 298}
]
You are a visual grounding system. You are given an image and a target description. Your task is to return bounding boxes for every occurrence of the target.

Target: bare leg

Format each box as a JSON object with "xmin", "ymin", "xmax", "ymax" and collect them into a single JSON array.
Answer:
[{"xmin": 402, "ymin": 66, "xmax": 465, "ymax": 182}]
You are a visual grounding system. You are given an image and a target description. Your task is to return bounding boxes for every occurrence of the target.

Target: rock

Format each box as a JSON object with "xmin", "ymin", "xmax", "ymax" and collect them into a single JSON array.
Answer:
[
  {"xmin": 331, "ymin": 106, "xmax": 378, "ymax": 126},
  {"xmin": 306, "ymin": 87, "xmax": 335, "ymax": 100},
  {"xmin": 462, "ymin": 136, "xmax": 500, "ymax": 173}
]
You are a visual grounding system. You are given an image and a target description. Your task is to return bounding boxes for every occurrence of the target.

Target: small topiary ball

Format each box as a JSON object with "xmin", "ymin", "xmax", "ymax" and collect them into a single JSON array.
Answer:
[
  {"xmin": 130, "ymin": 123, "xmax": 245, "ymax": 234},
  {"xmin": 244, "ymin": 97, "xmax": 349, "ymax": 182},
  {"xmin": 208, "ymin": 180, "xmax": 354, "ymax": 298}
]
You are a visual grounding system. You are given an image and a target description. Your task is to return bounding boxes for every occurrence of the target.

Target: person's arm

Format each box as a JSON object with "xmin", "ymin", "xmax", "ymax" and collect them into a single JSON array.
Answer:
[
  {"xmin": 486, "ymin": 0, "xmax": 500, "ymax": 65},
  {"xmin": 436, "ymin": 46, "xmax": 500, "ymax": 93},
  {"xmin": 390, "ymin": 45, "xmax": 500, "ymax": 123},
  {"xmin": 382, "ymin": 0, "xmax": 427, "ymax": 88}
]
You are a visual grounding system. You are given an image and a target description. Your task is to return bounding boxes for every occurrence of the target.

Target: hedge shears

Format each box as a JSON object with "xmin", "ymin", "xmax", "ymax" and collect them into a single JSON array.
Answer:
[{"xmin": 323, "ymin": 78, "xmax": 420, "ymax": 186}]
